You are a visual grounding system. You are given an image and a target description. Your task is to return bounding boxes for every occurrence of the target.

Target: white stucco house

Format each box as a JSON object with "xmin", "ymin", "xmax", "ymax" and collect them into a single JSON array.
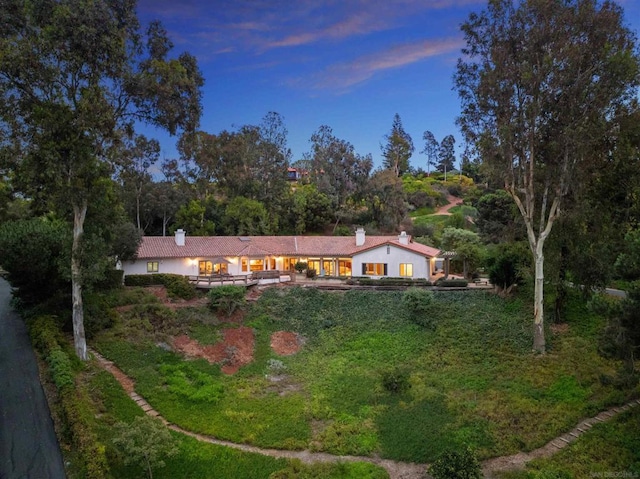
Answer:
[{"xmin": 120, "ymin": 227, "xmax": 441, "ymax": 283}]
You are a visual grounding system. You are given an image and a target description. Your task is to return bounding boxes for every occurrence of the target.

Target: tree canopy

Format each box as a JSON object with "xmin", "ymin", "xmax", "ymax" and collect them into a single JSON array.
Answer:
[
  {"xmin": 0, "ymin": 0, "xmax": 204, "ymax": 359},
  {"xmin": 455, "ymin": 0, "xmax": 640, "ymax": 353},
  {"xmin": 382, "ymin": 113, "xmax": 414, "ymax": 177}
]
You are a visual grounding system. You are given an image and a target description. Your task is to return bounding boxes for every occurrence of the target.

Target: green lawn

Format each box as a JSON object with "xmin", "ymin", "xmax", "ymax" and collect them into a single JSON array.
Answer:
[
  {"xmin": 497, "ymin": 405, "xmax": 640, "ymax": 478},
  {"xmin": 93, "ymin": 287, "xmax": 638, "ymax": 465}
]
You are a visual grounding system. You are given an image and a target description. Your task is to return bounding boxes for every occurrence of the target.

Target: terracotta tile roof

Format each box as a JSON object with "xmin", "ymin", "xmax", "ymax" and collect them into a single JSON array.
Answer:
[{"xmin": 136, "ymin": 234, "xmax": 440, "ymax": 259}]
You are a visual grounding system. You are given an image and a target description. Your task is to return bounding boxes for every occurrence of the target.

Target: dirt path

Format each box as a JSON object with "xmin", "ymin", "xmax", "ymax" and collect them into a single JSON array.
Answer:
[
  {"xmin": 90, "ymin": 347, "xmax": 640, "ymax": 479},
  {"xmin": 433, "ymin": 194, "xmax": 463, "ymax": 216}
]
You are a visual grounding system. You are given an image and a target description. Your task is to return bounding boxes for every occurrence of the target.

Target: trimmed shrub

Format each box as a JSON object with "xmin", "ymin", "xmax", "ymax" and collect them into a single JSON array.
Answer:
[
  {"xmin": 435, "ymin": 278, "xmax": 469, "ymax": 287},
  {"xmin": 162, "ymin": 274, "xmax": 197, "ymax": 300},
  {"xmin": 123, "ymin": 274, "xmax": 157, "ymax": 287},
  {"xmin": 402, "ymin": 287, "xmax": 434, "ymax": 312},
  {"xmin": 402, "ymin": 288, "xmax": 435, "ymax": 328},
  {"xmin": 27, "ymin": 316, "xmax": 109, "ymax": 479},
  {"xmin": 49, "ymin": 349, "xmax": 75, "ymax": 390},
  {"xmin": 123, "ymin": 274, "xmax": 196, "ymax": 300},
  {"xmin": 294, "ymin": 261, "xmax": 307, "ymax": 273},
  {"xmin": 208, "ymin": 285, "xmax": 246, "ymax": 316},
  {"xmin": 28, "ymin": 315, "xmax": 64, "ymax": 354},
  {"xmin": 429, "ymin": 447, "xmax": 482, "ymax": 479}
]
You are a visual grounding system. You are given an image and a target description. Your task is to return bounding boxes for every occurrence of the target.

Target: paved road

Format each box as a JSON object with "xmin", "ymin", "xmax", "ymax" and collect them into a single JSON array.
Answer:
[{"xmin": 0, "ymin": 278, "xmax": 66, "ymax": 479}]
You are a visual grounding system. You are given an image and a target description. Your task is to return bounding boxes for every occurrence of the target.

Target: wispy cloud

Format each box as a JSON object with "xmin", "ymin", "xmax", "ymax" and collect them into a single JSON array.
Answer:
[
  {"xmin": 305, "ymin": 38, "xmax": 464, "ymax": 92},
  {"xmin": 138, "ymin": 0, "xmax": 480, "ymax": 55}
]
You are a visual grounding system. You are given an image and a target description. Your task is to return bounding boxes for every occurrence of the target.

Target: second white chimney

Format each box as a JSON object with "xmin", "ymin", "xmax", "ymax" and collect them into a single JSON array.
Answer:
[
  {"xmin": 355, "ymin": 227, "xmax": 366, "ymax": 246},
  {"xmin": 175, "ymin": 229, "xmax": 186, "ymax": 246},
  {"xmin": 398, "ymin": 231, "xmax": 409, "ymax": 245}
]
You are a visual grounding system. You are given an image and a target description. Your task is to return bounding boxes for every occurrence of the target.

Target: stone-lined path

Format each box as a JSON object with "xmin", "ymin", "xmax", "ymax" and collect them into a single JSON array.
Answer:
[{"xmin": 91, "ymin": 348, "xmax": 640, "ymax": 479}]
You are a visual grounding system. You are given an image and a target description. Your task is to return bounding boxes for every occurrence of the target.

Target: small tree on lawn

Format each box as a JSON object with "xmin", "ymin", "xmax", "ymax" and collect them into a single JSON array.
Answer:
[
  {"xmin": 113, "ymin": 415, "xmax": 178, "ymax": 479},
  {"xmin": 429, "ymin": 446, "xmax": 482, "ymax": 479}
]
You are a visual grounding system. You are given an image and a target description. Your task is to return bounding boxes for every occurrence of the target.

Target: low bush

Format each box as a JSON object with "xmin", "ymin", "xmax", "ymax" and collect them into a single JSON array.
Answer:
[
  {"xmin": 123, "ymin": 274, "xmax": 196, "ymax": 300},
  {"xmin": 28, "ymin": 315, "xmax": 64, "ymax": 353},
  {"xmin": 49, "ymin": 348, "xmax": 75, "ymax": 390},
  {"xmin": 27, "ymin": 317, "xmax": 110, "ymax": 479},
  {"xmin": 402, "ymin": 288, "xmax": 436, "ymax": 328},
  {"xmin": 306, "ymin": 268, "xmax": 317, "ymax": 279},
  {"xmin": 84, "ymin": 292, "xmax": 119, "ymax": 338},
  {"xmin": 123, "ymin": 303, "xmax": 177, "ymax": 331},
  {"xmin": 429, "ymin": 446, "xmax": 482, "ymax": 479},
  {"xmin": 208, "ymin": 285, "xmax": 246, "ymax": 316},
  {"xmin": 162, "ymin": 274, "xmax": 197, "ymax": 300},
  {"xmin": 381, "ymin": 367, "xmax": 411, "ymax": 393},
  {"xmin": 436, "ymin": 278, "xmax": 469, "ymax": 287}
]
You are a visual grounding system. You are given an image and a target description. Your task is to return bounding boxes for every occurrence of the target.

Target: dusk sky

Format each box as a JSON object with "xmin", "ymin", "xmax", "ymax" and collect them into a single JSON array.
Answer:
[{"xmin": 136, "ymin": 0, "xmax": 640, "ymax": 172}]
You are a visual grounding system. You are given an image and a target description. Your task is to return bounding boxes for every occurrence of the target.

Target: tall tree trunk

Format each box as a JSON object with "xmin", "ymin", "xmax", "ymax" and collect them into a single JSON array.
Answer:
[
  {"xmin": 533, "ymin": 240, "xmax": 545, "ymax": 353},
  {"xmin": 136, "ymin": 193, "xmax": 141, "ymax": 230},
  {"xmin": 508, "ymin": 188, "xmax": 559, "ymax": 355},
  {"xmin": 72, "ymin": 201, "xmax": 88, "ymax": 360}
]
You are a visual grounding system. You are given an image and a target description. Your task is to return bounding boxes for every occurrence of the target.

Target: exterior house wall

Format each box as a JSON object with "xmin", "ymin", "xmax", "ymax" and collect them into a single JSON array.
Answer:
[
  {"xmin": 122, "ymin": 257, "xmax": 244, "ymax": 277},
  {"xmin": 352, "ymin": 245, "xmax": 430, "ymax": 280}
]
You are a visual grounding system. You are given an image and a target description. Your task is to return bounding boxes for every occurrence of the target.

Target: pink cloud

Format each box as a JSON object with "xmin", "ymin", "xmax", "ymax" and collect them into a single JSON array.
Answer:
[{"xmin": 308, "ymin": 38, "xmax": 464, "ymax": 91}]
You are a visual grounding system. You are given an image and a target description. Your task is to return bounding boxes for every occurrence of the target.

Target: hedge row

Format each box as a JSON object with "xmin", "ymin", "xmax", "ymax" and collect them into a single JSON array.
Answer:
[
  {"xmin": 435, "ymin": 278, "xmax": 469, "ymax": 287},
  {"xmin": 124, "ymin": 273, "xmax": 197, "ymax": 300},
  {"xmin": 346, "ymin": 277, "xmax": 433, "ymax": 287},
  {"xmin": 28, "ymin": 316, "xmax": 109, "ymax": 479}
]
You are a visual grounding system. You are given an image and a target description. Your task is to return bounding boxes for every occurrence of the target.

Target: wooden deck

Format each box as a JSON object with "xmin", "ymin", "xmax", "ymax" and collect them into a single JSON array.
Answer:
[
  {"xmin": 187, "ymin": 270, "xmax": 285, "ymax": 289},
  {"xmin": 187, "ymin": 274, "xmax": 258, "ymax": 288}
]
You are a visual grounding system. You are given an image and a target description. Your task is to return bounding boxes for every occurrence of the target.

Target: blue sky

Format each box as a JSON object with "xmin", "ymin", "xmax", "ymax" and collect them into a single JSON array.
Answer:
[{"xmin": 136, "ymin": 0, "xmax": 640, "ymax": 172}]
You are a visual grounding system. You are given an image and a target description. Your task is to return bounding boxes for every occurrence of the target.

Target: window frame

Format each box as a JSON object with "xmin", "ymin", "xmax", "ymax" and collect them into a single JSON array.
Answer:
[{"xmin": 399, "ymin": 263, "xmax": 413, "ymax": 277}]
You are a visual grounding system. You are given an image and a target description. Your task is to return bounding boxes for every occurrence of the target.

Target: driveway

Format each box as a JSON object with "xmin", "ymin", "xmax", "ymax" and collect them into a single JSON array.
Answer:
[{"xmin": 0, "ymin": 277, "xmax": 66, "ymax": 479}]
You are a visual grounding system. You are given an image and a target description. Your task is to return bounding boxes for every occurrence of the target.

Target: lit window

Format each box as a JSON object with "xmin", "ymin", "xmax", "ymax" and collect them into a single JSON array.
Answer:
[
  {"xmin": 214, "ymin": 263, "xmax": 228, "ymax": 274},
  {"xmin": 241, "ymin": 258, "xmax": 248, "ymax": 272},
  {"xmin": 399, "ymin": 263, "xmax": 413, "ymax": 277},
  {"xmin": 249, "ymin": 259, "xmax": 264, "ymax": 271},
  {"xmin": 362, "ymin": 263, "xmax": 387, "ymax": 276},
  {"xmin": 199, "ymin": 261, "xmax": 213, "ymax": 275},
  {"xmin": 338, "ymin": 260, "xmax": 352, "ymax": 276},
  {"xmin": 147, "ymin": 261, "xmax": 159, "ymax": 273}
]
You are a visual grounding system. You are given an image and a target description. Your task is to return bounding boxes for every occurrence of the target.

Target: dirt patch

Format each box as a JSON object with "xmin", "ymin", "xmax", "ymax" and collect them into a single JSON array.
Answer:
[
  {"xmin": 173, "ymin": 327, "xmax": 255, "ymax": 375},
  {"xmin": 270, "ymin": 331, "xmax": 305, "ymax": 356}
]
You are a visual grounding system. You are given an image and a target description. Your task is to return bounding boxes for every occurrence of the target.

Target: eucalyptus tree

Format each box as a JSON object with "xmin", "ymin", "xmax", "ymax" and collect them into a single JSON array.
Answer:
[
  {"xmin": 382, "ymin": 113, "xmax": 414, "ymax": 177},
  {"xmin": 118, "ymin": 135, "xmax": 160, "ymax": 231},
  {"xmin": 437, "ymin": 134, "xmax": 456, "ymax": 180},
  {"xmin": 306, "ymin": 125, "xmax": 373, "ymax": 224},
  {"xmin": 0, "ymin": 0, "xmax": 203, "ymax": 359},
  {"xmin": 455, "ymin": 0, "xmax": 640, "ymax": 353},
  {"xmin": 421, "ymin": 130, "xmax": 439, "ymax": 176}
]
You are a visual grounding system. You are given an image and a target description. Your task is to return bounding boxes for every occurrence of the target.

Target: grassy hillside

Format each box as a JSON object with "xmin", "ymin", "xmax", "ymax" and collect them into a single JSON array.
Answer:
[{"xmin": 92, "ymin": 287, "xmax": 638, "ymax": 467}]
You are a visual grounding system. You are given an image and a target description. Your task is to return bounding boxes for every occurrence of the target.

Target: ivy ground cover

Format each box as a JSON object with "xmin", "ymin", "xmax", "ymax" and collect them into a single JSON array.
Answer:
[{"xmin": 94, "ymin": 287, "xmax": 636, "ymax": 464}]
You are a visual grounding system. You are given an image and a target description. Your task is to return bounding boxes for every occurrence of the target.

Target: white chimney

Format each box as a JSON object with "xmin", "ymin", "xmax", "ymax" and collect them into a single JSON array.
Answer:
[
  {"xmin": 398, "ymin": 231, "xmax": 409, "ymax": 245},
  {"xmin": 355, "ymin": 227, "xmax": 366, "ymax": 246},
  {"xmin": 175, "ymin": 229, "xmax": 185, "ymax": 246}
]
